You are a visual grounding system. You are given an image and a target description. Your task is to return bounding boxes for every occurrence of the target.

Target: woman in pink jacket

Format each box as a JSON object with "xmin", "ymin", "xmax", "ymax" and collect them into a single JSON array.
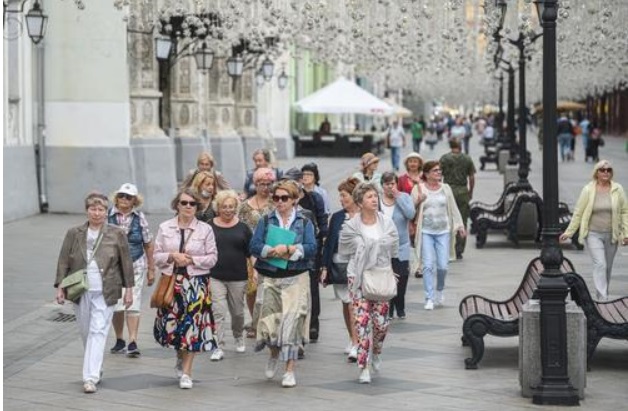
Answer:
[{"xmin": 153, "ymin": 188, "xmax": 218, "ymax": 390}]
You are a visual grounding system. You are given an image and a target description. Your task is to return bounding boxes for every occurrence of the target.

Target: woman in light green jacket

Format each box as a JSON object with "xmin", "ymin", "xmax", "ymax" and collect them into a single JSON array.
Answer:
[{"xmin": 560, "ymin": 160, "xmax": 628, "ymax": 300}]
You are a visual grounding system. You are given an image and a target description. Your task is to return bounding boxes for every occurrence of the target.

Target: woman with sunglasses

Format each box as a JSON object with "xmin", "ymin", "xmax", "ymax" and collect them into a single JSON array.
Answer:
[
  {"xmin": 55, "ymin": 192, "xmax": 134, "ymax": 394},
  {"xmin": 249, "ymin": 180, "xmax": 317, "ymax": 388},
  {"xmin": 412, "ymin": 161, "xmax": 465, "ymax": 311},
  {"xmin": 108, "ymin": 184, "xmax": 155, "ymax": 358},
  {"xmin": 560, "ymin": 160, "xmax": 628, "ymax": 300},
  {"xmin": 238, "ymin": 167, "xmax": 276, "ymax": 338},
  {"xmin": 153, "ymin": 188, "xmax": 218, "ymax": 389}
]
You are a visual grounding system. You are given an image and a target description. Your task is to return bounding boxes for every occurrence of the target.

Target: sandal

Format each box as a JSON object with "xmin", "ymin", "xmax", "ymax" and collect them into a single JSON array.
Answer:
[{"xmin": 246, "ymin": 329, "xmax": 256, "ymax": 339}]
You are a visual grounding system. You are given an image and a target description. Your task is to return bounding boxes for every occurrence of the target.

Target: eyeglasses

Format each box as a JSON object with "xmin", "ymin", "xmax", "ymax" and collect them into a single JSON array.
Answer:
[
  {"xmin": 179, "ymin": 200, "xmax": 198, "ymax": 207},
  {"xmin": 272, "ymin": 195, "xmax": 291, "ymax": 203},
  {"xmin": 117, "ymin": 193, "xmax": 135, "ymax": 200},
  {"xmin": 598, "ymin": 167, "xmax": 613, "ymax": 173},
  {"xmin": 256, "ymin": 182, "xmax": 272, "ymax": 188}
]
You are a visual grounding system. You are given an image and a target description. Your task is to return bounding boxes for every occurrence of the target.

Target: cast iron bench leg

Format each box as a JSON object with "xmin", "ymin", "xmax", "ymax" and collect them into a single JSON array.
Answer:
[{"xmin": 462, "ymin": 317, "xmax": 489, "ymax": 369}]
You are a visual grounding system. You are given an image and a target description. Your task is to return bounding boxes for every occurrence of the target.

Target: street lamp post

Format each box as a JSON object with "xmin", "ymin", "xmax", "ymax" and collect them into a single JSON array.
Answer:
[
  {"xmin": 505, "ymin": 62, "xmax": 517, "ymax": 164},
  {"xmin": 533, "ymin": 0, "xmax": 579, "ymax": 404}
]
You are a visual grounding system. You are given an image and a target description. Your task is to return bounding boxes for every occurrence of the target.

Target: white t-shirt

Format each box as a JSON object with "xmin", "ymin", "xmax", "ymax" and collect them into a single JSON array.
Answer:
[
  {"xmin": 86, "ymin": 228, "xmax": 103, "ymax": 291},
  {"xmin": 362, "ymin": 222, "xmax": 382, "ymax": 240},
  {"xmin": 450, "ymin": 125, "xmax": 466, "ymax": 140},
  {"xmin": 381, "ymin": 200, "xmax": 395, "ymax": 220},
  {"xmin": 422, "ymin": 187, "xmax": 450, "ymax": 235},
  {"xmin": 388, "ymin": 125, "xmax": 405, "ymax": 148}
]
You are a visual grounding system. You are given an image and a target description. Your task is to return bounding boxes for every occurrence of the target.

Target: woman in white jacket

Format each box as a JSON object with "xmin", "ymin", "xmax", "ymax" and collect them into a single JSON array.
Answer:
[
  {"xmin": 339, "ymin": 182, "xmax": 399, "ymax": 384},
  {"xmin": 412, "ymin": 160, "xmax": 465, "ymax": 311}
]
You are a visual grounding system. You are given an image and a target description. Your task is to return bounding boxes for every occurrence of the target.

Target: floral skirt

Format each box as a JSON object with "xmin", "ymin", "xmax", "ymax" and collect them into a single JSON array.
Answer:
[{"xmin": 153, "ymin": 271, "xmax": 216, "ymax": 352}]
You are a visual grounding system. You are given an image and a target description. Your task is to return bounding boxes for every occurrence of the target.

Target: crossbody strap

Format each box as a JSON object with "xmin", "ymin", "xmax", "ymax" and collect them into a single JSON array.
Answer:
[{"xmin": 86, "ymin": 230, "xmax": 104, "ymax": 266}]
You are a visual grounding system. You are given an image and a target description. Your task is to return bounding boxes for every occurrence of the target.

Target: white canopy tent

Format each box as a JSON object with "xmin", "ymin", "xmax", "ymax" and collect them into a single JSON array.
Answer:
[
  {"xmin": 294, "ymin": 77, "xmax": 394, "ymax": 115},
  {"xmin": 383, "ymin": 98, "xmax": 413, "ymax": 118}
]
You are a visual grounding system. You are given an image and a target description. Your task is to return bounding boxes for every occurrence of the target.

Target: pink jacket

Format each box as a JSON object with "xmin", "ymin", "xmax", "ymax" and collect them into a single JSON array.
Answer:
[{"xmin": 153, "ymin": 217, "xmax": 217, "ymax": 276}]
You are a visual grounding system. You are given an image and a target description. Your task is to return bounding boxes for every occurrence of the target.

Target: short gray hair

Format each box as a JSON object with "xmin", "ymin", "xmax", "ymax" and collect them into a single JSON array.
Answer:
[
  {"xmin": 352, "ymin": 182, "xmax": 379, "ymax": 205},
  {"xmin": 213, "ymin": 189, "xmax": 240, "ymax": 213}
]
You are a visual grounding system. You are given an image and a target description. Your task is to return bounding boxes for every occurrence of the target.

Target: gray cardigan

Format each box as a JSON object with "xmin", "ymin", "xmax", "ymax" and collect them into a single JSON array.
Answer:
[
  {"xmin": 380, "ymin": 192, "xmax": 415, "ymax": 261},
  {"xmin": 55, "ymin": 223, "xmax": 134, "ymax": 306}
]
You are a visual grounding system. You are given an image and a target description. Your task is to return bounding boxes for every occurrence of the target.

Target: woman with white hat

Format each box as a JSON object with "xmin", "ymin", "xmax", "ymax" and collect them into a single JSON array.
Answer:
[{"xmin": 108, "ymin": 183, "xmax": 155, "ymax": 357}]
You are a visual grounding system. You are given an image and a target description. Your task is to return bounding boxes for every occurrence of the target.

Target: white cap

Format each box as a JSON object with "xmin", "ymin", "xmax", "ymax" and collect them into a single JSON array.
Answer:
[{"xmin": 116, "ymin": 183, "xmax": 138, "ymax": 197}]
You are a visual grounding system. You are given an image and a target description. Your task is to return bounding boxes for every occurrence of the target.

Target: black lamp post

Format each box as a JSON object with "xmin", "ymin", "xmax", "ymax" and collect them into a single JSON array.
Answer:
[
  {"xmin": 497, "ymin": 71, "xmax": 505, "ymax": 142},
  {"xmin": 4, "ymin": 0, "xmax": 48, "ymax": 44},
  {"xmin": 504, "ymin": 61, "xmax": 517, "ymax": 164},
  {"xmin": 532, "ymin": 0, "xmax": 579, "ymax": 404},
  {"xmin": 277, "ymin": 67, "xmax": 288, "ymax": 90}
]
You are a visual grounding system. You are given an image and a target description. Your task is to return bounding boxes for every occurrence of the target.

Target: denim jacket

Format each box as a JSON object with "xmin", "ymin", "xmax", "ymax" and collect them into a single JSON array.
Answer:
[{"xmin": 249, "ymin": 210, "xmax": 317, "ymax": 277}]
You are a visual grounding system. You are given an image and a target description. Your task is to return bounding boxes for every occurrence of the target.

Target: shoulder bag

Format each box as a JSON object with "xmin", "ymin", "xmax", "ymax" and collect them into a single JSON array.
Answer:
[
  {"xmin": 59, "ymin": 230, "xmax": 104, "ymax": 303},
  {"xmin": 150, "ymin": 228, "xmax": 190, "ymax": 309},
  {"xmin": 361, "ymin": 265, "xmax": 397, "ymax": 301}
]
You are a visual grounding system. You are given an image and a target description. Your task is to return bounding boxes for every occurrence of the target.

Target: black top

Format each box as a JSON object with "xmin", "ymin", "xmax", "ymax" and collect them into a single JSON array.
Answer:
[{"xmin": 208, "ymin": 221, "xmax": 252, "ymax": 282}]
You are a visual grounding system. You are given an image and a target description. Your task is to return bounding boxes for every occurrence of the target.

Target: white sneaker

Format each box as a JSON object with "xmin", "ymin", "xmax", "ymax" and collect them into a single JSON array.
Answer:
[
  {"xmin": 83, "ymin": 380, "xmax": 97, "ymax": 394},
  {"xmin": 347, "ymin": 345, "xmax": 358, "ymax": 362},
  {"xmin": 435, "ymin": 291, "xmax": 444, "ymax": 306},
  {"xmin": 175, "ymin": 357, "xmax": 183, "ymax": 379},
  {"xmin": 235, "ymin": 338, "xmax": 246, "ymax": 353},
  {"xmin": 371, "ymin": 354, "xmax": 382, "ymax": 372},
  {"xmin": 179, "ymin": 374, "xmax": 193, "ymax": 389},
  {"xmin": 358, "ymin": 367, "xmax": 371, "ymax": 384},
  {"xmin": 265, "ymin": 357, "xmax": 279, "ymax": 379},
  {"xmin": 210, "ymin": 348, "xmax": 224, "ymax": 361},
  {"xmin": 424, "ymin": 300, "xmax": 434, "ymax": 310},
  {"xmin": 281, "ymin": 371, "xmax": 296, "ymax": 388},
  {"xmin": 344, "ymin": 341, "xmax": 353, "ymax": 354}
]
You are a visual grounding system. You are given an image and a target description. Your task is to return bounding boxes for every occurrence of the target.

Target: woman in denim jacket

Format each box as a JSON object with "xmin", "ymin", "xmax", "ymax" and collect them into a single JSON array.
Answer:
[{"xmin": 249, "ymin": 180, "xmax": 317, "ymax": 388}]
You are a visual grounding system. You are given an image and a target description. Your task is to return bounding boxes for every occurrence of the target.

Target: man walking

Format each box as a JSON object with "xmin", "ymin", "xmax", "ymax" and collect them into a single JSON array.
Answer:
[
  {"xmin": 440, "ymin": 139, "xmax": 476, "ymax": 260},
  {"xmin": 387, "ymin": 120, "xmax": 406, "ymax": 172},
  {"xmin": 410, "ymin": 117, "xmax": 425, "ymax": 154}
]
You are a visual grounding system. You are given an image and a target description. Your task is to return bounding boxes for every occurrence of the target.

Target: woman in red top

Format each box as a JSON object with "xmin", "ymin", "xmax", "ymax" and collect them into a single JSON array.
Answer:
[{"xmin": 398, "ymin": 152, "xmax": 423, "ymax": 194}]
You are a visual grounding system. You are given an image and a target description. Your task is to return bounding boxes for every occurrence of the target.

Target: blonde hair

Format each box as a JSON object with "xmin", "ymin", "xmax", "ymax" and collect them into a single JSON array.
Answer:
[
  {"xmin": 592, "ymin": 160, "xmax": 613, "ymax": 180},
  {"xmin": 197, "ymin": 151, "xmax": 215, "ymax": 169},
  {"xmin": 85, "ymin": 192, "xmax": 109, "ymax": 210},
  {"xmin": 112, "ymin": 193, "xmax": 144, "ymax": 209},
  {"xmin": 273, "ymin": 180, "xmax": 299, "ymax": 199},
  {"xmin": 191, "ymin": 171, "xmax": 216, "ymax": 194},
  {"xmin": 213, "ymin": 189, "xmax": 240, "ymax": 213}
]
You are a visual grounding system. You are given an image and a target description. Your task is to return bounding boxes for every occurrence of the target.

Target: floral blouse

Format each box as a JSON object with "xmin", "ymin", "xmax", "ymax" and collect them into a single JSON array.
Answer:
[{"xmin": 238, "ymin": 199, "xmax": 274, "ymax": 232}]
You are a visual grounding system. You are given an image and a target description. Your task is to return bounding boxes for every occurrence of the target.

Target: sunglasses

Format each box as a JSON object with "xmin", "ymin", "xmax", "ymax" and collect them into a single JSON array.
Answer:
[
  {"xmin": 598, "ymin": 168, "xmax": 612, "ymax": 173},
  {"xmin": 117, "ymin": 193, "xmax": 135, "ymax": 200},
  {"xmin": 272, "ymin": 195, "xmax": 292, "ymax": 203},
  {"xmin": 179, "ymin": 200, "xmax": 198, "ymax": 207}
]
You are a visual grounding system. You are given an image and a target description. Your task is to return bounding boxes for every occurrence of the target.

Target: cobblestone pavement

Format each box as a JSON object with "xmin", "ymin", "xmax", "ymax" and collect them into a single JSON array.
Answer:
[{"xmin": 4, "ymin": 132, "xmax": 627, "ymax": 410}]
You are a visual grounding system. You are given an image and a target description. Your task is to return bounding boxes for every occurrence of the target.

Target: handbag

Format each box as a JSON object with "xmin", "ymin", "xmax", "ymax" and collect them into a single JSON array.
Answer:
[
  {"xmin": 150, "ymin": 273, "xmax": 176, "ymax": 309},
  {"xmin": 361, "ymin": 265, "xmax": 397, "ymax": 301},
  {"xmin": 150, "ymin": 228, "xmax": 191, "ymax": 309},
  {"xmin": 59, "ymin": 230, "xmax": 104, "ymax": 303},
  {"xmin": 330, "ymin": 262, "xmax": 349, "ymax": 285}
]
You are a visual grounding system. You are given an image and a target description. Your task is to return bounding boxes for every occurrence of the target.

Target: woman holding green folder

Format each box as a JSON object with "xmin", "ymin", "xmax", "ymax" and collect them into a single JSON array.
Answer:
[{"xmin": 249, "ymin": 180, "xmax": 317, "ymax": 388}]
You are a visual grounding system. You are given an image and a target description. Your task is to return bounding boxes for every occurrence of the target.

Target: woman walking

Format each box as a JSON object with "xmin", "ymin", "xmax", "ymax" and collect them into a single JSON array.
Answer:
[
  {"xmin": 153, "ymin": 189, "xmax": 218, "ymax": 389},
  {"xmin": 208, "ymin": 190, "xmax": 252, "ymax": 360},
  {"xmin": 238, "ymin": 167, "xmax": 276, "ymax": 338},
  {"xmin": 249, "ymin": 180, "xmax": 317, "ymax": 388},
  {"xmin": 412, "ymin": 161, "xmax": 465, "ymax": 310},
  {"xmin": 108, "ymin": 183, "xmax": 155, "ymax": 358},
  {"xmin": 190, "ymin": 170, "xmax": 218, "ymax": 223},
  {"xmin": 55, "ymin": 192, "xmax": 134, "ymax": 393},
  {"xmin": 339, "ymin": 183, "xmax": 399, "ymax": 384},
  {"xmin": 352, "ymin": 153, "xmax": 383, "ymax": 192},
  {"xmin": 560, "ymin": 160, "xmax": 628, "ymax": 300},
  {"xmin": 321, "ymin": 177, "xmax": 361, "ymax": 362}
]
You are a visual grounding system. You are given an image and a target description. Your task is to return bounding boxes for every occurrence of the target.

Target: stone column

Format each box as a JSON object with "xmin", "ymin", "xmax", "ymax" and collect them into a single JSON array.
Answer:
[
  {"xmin": 44, "ymin": 1, "xmax": 133, "ymax": 213},
  {"xmin": 238, "ymin": 68, "xmax": 263, "ymax": 165},
  {"xmin": 127, "ymin": 1, "xmax": 177, "ymax": 212},
  {"xmin": 207, "ymin": 58, "xmax": 246, "ymax": 191}
]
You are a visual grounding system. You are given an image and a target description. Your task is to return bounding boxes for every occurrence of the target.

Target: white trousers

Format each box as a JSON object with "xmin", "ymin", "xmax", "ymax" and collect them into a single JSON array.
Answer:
[
  {"xmin": 584, "ymin": 231, "xmax": 618, "ymax": 299},
  {"xmin": 211, "ymin": 279, "xmax": 247, "ymax": 347},
  {"xmin": 73, "ymin": 291, "xmax": 114, "ymax": 383}
]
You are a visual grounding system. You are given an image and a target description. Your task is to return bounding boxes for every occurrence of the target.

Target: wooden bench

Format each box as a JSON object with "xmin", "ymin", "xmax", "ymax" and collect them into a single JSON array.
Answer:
[
  {"xmin": 469, "ymin": 182, "xmax": 522, "ymax": 234},
  {"xmin": 564, "ymin": 272, "xmax": 628, "ymax": 368},
  {"xmin": 474, "ymin": 190, "xmax": 543, "ymax": 248},
  {"xmin": 479, "ymin": 139, "xmax": 498, "ymax": 170},
  {"xmin": 459, "ymin": 257, "xmax": 575, "ymax": 369},
  {"xmin": 557, "ymin": 202, "xmax": 584, "ymax": 250}
]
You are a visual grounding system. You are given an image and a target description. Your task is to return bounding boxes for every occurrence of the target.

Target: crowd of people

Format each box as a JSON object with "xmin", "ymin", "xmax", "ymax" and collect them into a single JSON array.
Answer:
[{"xmin": 54, "ymin": 125, "xmax": 626, "ymax": 393}]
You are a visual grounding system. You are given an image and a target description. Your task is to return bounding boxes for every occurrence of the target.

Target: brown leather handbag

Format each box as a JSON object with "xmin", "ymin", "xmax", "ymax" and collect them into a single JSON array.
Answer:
[{"xmin": 150, "ymin": 273, "xmax": 175, "ymax": 309}]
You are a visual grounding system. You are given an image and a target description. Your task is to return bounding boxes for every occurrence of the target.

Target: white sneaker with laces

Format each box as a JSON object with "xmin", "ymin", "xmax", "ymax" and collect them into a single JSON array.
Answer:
[
  {"xmin": 265, "ymin": 357, "xmax": 279, "ymax": 379},
  {"xmin": 347, "ymin": 345, "xmax": 358, "ymax": 362},
  {"xmin": 235, "ymin": 338, "xmax": 246, "ymax": 353},
  {"xmin": 358, "ymin": 367, "xmax": 371, "ymax": 384},
  {"xmin": 344, "ymin": 341, "xmax": 353, "ymax": 354},
  {"xmin": 179, "ymin": 374, "xmax": 193, "ymax": 389},
  {"xmin": 281, "ymin": 371, "xmax": 297, "ymax": 388},
  {"xmin": 210, "ymin": 348, "xmax": 224, "ymax": 361},
  {"xmin": 83, "ymin": 380, "xmax": 97, "ymax": 394},
  {"xmin": 424, "ymin": 299, "xmax": 434, "ymax": 310}
]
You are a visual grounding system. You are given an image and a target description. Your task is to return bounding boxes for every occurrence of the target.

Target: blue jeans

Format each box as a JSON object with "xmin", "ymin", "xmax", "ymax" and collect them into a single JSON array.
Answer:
[
  {"xmin": 558, "ymin": 133, "xmax": 573, "ymax": 161},
  {"xmin": 390, "ymin": 146, "xmax": 401, "ymax": 171},
  {"xmin": 421, "ymin": 232, "xmax": 450, "ymax": 302}
]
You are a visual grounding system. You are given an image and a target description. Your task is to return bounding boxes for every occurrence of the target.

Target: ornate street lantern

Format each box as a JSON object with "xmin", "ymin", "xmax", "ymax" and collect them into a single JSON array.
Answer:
[
  {"xmin": 24, "ymin": 0, "xmax": 47, "ymax": 44},
  {"xmin": 261, "ymin": 57, "xmax": 274, "ymax": 81},
  {"xmin": 255, "ymin": 68, "xmax": 265, "ymax": 87},
  {"xmin": 194, "ymin": 42, "xmax": 214, "ymax": 71},
  {"xmin": 226, "ymin": 55, "xmax": 244, "ymax": 77},
  {"xmin": 155, "ymin": 36, "xmax": 173, "ymax": 61},
  {"xmin": 277, "ymin": 69, "xmax": 288, "ymax": 90}
]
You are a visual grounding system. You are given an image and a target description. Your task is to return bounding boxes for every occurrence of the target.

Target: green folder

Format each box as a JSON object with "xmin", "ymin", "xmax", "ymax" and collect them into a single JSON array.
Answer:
[{"xmin": 265, "ymin": 224, "xmax": 297, "ymax": 269}]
